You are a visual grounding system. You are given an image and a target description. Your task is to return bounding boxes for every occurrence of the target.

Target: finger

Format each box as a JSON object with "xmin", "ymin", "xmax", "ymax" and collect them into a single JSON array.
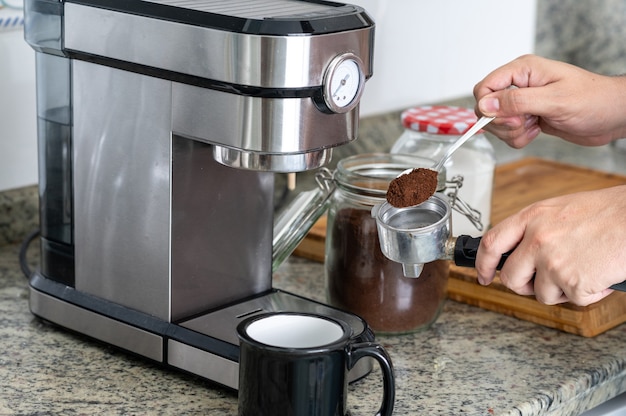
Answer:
[
  {"xmin": 532, "ymin": 275, "xmax": 569, "ymax": 305},
  {"xmin": 560, "ymin": 285, "xmax": 614, "ymax": 307},
  {"xmin": 482, "ymin": 116, "xmax": 541, "ymax": 149},
  {"xmin": 476, "ymin": 217, "xmax": 526, "ymax": 285},
  {"xmin": 498, "ymin": 269, "xmax": 535, "ymax": 297},
  {"xmin": 567, "ymin": 289, "xmax": 613, "ymax": 307},
  {"xmin": 472, "ymin": 57, "xmax": 534, "ymax": 98},
  {"xmin": 496, "ymin": 242, "xmax": 537, "ymax": 297},
  {"xmin": 477, "ymin": 89, "xmax": 539, "ymax": 119}
]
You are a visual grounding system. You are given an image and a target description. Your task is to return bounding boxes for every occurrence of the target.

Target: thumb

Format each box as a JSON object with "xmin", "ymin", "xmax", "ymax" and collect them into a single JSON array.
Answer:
[
  {"xmin": 478, "ymin": 87, "xmax": 546, "ymax": 118},
  {"xmin": 478, "ymin": 95, "xmax": 500, "ymax": 116}
]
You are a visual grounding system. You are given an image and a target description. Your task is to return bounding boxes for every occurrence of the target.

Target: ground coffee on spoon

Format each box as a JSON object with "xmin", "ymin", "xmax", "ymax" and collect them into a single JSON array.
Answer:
[{"xmin": 386, "ymin": 168, "xmax": 438, "ymax": 207}]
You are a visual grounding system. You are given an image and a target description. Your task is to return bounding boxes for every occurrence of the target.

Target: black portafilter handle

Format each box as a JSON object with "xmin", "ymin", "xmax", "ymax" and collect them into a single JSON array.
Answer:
[
  {"xmin": 453, "ymin": 235, "xmax": 509, "ymax": 271},
  {"xmin": 452, "ymin": 235, "xmax": 626, "ymax": 292}
]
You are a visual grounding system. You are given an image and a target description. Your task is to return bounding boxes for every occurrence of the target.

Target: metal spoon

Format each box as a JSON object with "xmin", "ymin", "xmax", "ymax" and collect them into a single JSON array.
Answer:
[{"xmin": 398, "ymin": 115, "xmax": 495, "ymax": 175}]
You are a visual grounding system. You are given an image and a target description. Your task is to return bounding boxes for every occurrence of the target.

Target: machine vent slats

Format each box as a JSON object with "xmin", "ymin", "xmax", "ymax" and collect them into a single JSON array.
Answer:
[{"xmin": 147, "ymin": 0, "xmax": 335, "ymax": 19}]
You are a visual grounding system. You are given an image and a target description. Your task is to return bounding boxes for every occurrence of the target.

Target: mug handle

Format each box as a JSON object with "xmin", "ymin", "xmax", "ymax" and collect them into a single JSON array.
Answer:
[{"xmin": 347, "ymin": 342, "xmax": 395, "ymax": 416}]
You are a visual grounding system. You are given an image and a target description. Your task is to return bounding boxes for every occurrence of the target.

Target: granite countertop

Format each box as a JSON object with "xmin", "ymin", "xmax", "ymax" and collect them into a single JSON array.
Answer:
[{"xmin": 2, "ymin": 98, "xmax": 626, "ymax": 415}]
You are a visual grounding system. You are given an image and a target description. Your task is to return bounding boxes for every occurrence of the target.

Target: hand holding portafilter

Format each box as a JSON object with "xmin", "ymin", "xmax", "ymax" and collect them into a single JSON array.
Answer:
[{"xmin": 372, "ymin": 195, "xmax": 626, "ymax": 292}]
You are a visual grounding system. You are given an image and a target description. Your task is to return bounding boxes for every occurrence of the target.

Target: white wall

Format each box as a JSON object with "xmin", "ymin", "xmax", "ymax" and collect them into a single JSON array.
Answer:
[
  {"xmin": 352, "ymin": 0, "xmax": 537, "ymax": 117},
  {"xmin": 0, "ymin": 16, "xmax": 37, "ymax": 192},
  {"xmin": 0, "ymin": 1, "xmax": 536, "ymax": 192}
]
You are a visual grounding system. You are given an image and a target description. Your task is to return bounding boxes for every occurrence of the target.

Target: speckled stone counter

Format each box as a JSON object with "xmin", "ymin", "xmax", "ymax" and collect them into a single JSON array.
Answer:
[
  {"xmin": 0, "ymin": 186, "xmax": 38, "ymax": 247},
  {"xmin": 2, "ymin": 99, "xmax": 626, "ymax": 415},
  {"xmin": 2, "ymin": 243, "xmax": 626, "ymax": 415}
]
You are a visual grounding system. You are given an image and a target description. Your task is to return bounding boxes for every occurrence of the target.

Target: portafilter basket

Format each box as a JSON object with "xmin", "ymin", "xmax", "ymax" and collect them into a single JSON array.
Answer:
[
  {"xmin": 372, "ymin": 193, "xmax": 509, "ymax": 279},
  {"xmin": 372, "ymin": 193, "xmax": 452, "ymax": 278}
]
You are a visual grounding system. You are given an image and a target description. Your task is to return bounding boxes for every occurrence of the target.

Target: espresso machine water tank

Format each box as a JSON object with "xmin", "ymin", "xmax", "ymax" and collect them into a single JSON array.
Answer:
[{"xmin": 24, "ymin": 0, "xmax": 375, "ymax": 389}]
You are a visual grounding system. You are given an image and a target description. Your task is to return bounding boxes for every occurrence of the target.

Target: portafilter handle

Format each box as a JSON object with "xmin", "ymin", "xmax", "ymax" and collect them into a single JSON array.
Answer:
[
  {"xmin": 452, "ymin": 235, "xmax": 509, "ymax": 270},
  {"xmin": 451, "ymin": 235, "xmax": 626, "ymax": 292}
]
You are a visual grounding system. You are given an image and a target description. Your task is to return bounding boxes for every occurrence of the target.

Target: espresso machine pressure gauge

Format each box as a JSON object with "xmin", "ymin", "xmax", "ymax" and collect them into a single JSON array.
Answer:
[{"xmin": 323, "ymin": 53, "xmax": 365, "ymax": 113}]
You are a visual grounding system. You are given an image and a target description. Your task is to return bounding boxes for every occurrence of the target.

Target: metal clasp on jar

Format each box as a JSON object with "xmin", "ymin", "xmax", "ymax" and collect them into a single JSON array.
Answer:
[
  {"xmin": 315, "ymin": 167, "xmax": 335, "ymax": 194},
  {"xmin": 443, "ymin": 175, "xmax": 484, "ymax": 232}
]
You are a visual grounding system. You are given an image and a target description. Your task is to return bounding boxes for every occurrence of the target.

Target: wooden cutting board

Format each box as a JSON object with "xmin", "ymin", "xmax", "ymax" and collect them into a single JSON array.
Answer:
[{"xmin": 293, "ymin": 157, "xmax": 626, "ymax": 337}]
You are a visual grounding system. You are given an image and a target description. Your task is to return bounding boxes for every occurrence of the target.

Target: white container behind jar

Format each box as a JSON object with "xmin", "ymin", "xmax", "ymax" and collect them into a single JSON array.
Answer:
[{"xmin": 391, "ymin": 105, "xmax": 495, "ymax": 236}]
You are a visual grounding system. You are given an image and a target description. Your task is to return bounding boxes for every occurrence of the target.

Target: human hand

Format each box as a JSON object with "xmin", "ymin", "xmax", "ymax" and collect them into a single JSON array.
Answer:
[
  {"xmin": 473, "ymin": 54, "xmax": 626, "ymax": 148},
  {"xmin": 475, "ymin": 185, "xmax": 626, "ymax": 306}
]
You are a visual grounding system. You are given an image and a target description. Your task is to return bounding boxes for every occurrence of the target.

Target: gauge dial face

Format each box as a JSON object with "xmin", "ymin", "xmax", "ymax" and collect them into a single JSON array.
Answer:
[{"xmin": 324, "ymin": 55, "xmax": 364, "ymax": 113}]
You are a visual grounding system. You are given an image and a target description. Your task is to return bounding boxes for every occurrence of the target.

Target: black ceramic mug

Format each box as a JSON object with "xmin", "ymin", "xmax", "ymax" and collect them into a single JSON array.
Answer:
[{"xmin": 237, "ymin": 312, "xmax": 395, "ymax": 416}]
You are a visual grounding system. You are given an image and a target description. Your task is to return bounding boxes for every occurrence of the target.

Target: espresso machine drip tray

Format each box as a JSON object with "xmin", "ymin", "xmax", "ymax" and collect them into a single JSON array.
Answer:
[
  {"xmin": 30, "ymin": 274, "xmax": 373, "ymax": 390},
  {"xmin": 180, "ymin": 291, "xmax": 369, "ymax": 347},
  {"xmin": 177, "ymin": 291, "xmax": 374, "ymax": 387}
]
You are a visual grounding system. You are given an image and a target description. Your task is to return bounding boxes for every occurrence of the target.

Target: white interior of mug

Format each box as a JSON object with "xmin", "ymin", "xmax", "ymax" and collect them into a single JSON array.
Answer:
[{"xmin": 245, "ymin": 314, "xmax": 345, "ymax": 348}]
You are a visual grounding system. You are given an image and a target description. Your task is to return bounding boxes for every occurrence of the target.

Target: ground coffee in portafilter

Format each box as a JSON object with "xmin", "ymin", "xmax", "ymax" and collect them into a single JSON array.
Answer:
[
  {"xmin": 326, "ymin": 207, "xmax": 448, "ymax": 334},
  {"xmin": 386, "ymin": 168, "xmax": 438, "ymax": 207}
]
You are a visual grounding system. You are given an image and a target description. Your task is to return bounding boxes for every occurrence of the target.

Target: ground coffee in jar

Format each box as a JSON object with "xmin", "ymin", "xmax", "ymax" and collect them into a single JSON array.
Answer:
[{"xmin": 325, "ymin": 154, "xmax": 449, "ymax": 334}]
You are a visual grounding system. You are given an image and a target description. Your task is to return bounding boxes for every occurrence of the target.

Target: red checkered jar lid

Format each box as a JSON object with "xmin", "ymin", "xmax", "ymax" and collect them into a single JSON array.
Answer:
[{"xmin": 401, "ymin": 105, "xmax": 479, "ymax": 135}]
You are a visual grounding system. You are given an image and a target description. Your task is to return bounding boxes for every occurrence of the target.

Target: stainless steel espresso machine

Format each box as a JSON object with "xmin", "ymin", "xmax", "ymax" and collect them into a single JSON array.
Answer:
[{"xmin": 24, "ymin": 0, "xmax": 374, "ymax": 389}]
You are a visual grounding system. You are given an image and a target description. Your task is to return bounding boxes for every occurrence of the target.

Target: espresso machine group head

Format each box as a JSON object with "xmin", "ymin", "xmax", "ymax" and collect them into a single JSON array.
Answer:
[{"xmin": 24, "ymin": 0, "xmax": 374, "ymax": 389}]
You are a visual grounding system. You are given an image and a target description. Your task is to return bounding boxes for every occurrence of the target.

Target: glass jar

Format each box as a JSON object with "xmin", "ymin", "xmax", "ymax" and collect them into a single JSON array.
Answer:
[
  {"xmin": 391, "ymin": 105, "xmax": 495, "ymax": 236},
  {"xmin": 325, "ymin": 153, "xmax": 449, "ymax": 335}
]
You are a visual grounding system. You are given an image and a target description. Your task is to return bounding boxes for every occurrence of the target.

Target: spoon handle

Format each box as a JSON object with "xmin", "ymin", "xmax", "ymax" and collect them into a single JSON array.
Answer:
[{"xmin": 433, "ymin": 116, "xmax": 495, "ymax": 172}]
